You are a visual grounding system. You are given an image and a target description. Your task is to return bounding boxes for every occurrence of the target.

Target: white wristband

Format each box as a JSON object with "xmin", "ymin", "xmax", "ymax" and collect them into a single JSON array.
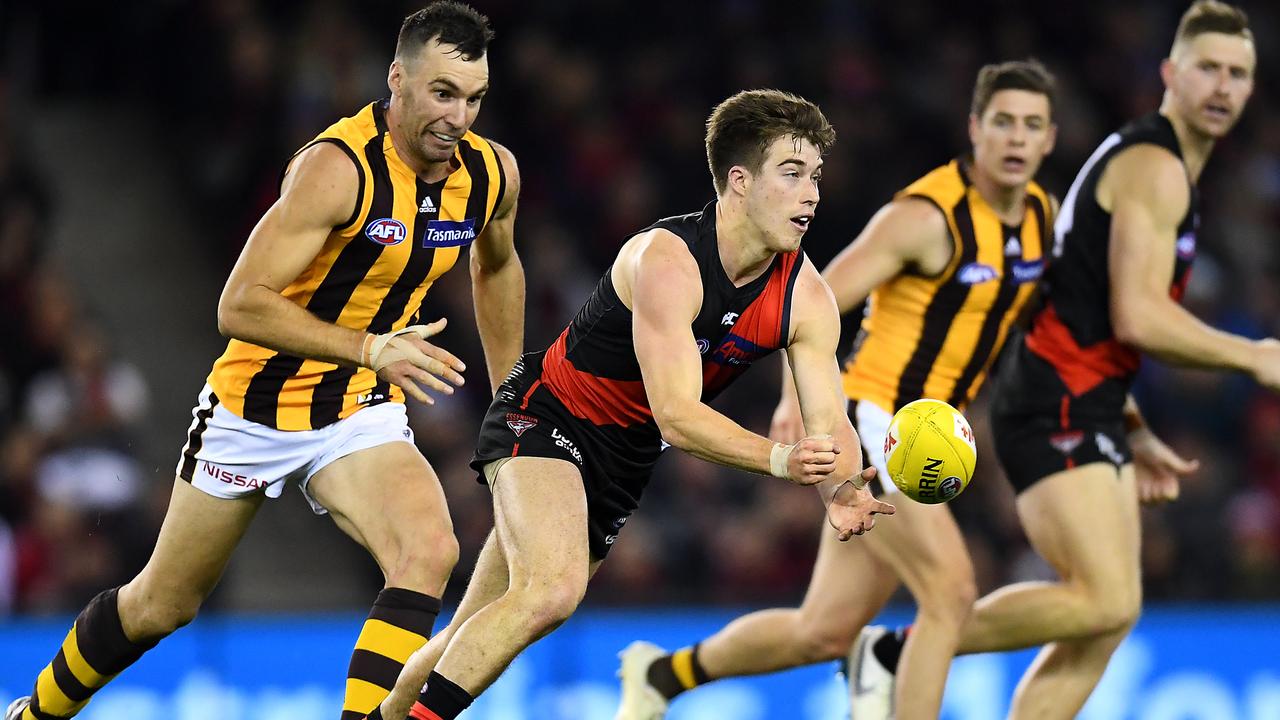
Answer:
[{"xmin": 769, "ymin": 442, "xmax": 793, "ymax": 479}]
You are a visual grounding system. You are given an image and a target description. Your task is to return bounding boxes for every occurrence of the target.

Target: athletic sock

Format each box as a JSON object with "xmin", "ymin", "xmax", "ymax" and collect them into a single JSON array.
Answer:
[
  {"xmin": 409, "ymin": 671, "xmax": 473, "ymax": 720},
  {"xmin": 646, "ymin": 644, "xmax": 711, "ymax": 700},
  {"xmin": 26, "ymin": 587, "xmax": 159, "ymax": 718},
  {"xmin": 341, "ymin": 588, "xmax": 442, "ymax": 720},
  {"xmin": 872, "ymin": 626, "xmax": 911, "ymax": 673}
]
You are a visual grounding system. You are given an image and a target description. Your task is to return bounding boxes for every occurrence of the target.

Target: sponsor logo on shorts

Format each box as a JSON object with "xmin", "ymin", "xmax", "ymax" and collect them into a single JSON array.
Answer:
[
  {"xmin": 1011, "ymin": 259, "xmax": 1045, "ymax": 284},
  {"xmin": 201, "ymin": 461, "xmax": 268, "ymax": 489},
  {"xmin": 552, "ymin": 427, "xmax": 583, "ymax": 463},
  {"xmin": 505, "ymin": 413, "xmax": 538, "ymax": 437},
  {"xmin": 957, "ymin": 262, "xmax": 999, "ymax": 285},
  {"xmin": 1095, "ymin": 432, "xmax": 1125, "ymax": 466},
  {"xmin": 423, "ymin": 218, "xmax": 478, "ymax": 247},
  {"xmin": 365, "ymin": 218, "xmax": 407, "ymax": 246},
  {"xmin": 605, "ymin": 519, "xmax": 626, "ymax": 546},
  {"xmin": 1050, "ymin": 430, "xmax": 1084, "ymax": 455}
]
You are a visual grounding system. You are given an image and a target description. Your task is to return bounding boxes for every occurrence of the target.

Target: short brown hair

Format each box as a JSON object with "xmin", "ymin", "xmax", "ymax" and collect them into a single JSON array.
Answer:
[
  {"xmin": 397, "ymin": 1, "xmax": 494, "ymax": 62},
  {"xmin": 705, "ymin": 90, "xmax": 836, "ymax": 196},
  {"xmin": 971, "ymin": 59, "xmax": 1057, "ymax": 118},
  {"xmin": 1172, "ymin": 0, "xmax": 1252, "ymax": 52}
]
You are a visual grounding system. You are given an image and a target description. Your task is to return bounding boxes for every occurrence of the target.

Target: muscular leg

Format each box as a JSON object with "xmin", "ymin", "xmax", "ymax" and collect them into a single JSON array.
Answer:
[
  {"xmin": 416, "ymin": 456, "xmax": 592, "ymax": 716},
  {"xmin": 957, "ymin": 463, "xmax": 1141, "ymax": 719},
  {"xmin": 696, "ymin": 522, "xmax": 898, "ymax": 678},
  {"xmin": 307, "ymin": 442, "xmax": 459, "ymax": 719},
  {"xmin": 860, "ymin": 500, "xmax": 976, "ymax": 719},
  {"xmin": 23, "ymin": 479, "xmax": 262, "ymax": 718},
  {"xmin": 376, "ymin": 531, "xmax": 511, "ymax": 719}
]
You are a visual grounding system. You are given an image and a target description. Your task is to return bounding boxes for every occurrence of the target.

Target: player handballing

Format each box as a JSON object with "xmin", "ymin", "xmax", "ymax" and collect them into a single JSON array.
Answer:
[
  {"xmin": 615, "ymin": 60, "xmax": 1065, "ymax": 720},
  {"xmin": 354, "ymin": 89, "xmax": 895, "ymax": 720}
]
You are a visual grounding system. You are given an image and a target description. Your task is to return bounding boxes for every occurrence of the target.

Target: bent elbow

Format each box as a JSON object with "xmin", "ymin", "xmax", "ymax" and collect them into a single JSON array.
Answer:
[
  {"xmin": 651, "ymin": 403, "xmax": 691, "ymax": 449},
  {"xmin": 216, "ymin": 290, "xmax": 248, "ymax": 340},
  {"xmin": 1111, "ymin": 311, "xmax": 1148, "ymax": 349}
]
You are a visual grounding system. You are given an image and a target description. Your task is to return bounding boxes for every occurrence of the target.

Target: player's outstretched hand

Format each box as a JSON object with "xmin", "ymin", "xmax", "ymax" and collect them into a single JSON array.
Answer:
[
  {"xmin": 778, "ymin": 434, "xmax": 842, "ymax": 486},
  {"xmin": 1130, "ymin": 426, "xmax": 1198, "ymax": 505},
  {"xmin": 768, "ymin": 396, "xmax": 806, "ymax": 444},
  {"xmin": 827, "ymin": 473, "xmax": 895, "ymax": 541},
  {"xmin": 1252, "ymin": 338, "xmax": 1280, "ymax": 392},
  {"xmin": 362, "ymin": 318, "xmax": 467, "ymax": 404}
]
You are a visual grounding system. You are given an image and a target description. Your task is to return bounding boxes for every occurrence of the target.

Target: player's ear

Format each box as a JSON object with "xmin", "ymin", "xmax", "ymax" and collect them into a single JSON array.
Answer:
[
  {"xmin": 1043, "ymin": 122, "xmax": 1059, "ymax": 156},
  {"xmin": 1159, "ymin": 57, "xmax": 1176, "ymax": 92},
  {"xmin": 727, "ymin": 165, "xmax": 750, "ymax": 197},
  {"xmin": 967, "ymin": 113, "xmax": 981, "ymax": 147},
  {"xmin": 388, "ymin": 59, "xmax": 403, "ymax": 95}
]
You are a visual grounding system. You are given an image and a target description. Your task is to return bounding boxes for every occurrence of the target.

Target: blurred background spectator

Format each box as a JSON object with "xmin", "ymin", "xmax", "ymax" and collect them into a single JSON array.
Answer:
[{"xmin": 0, "ymin": 0, "xmax": 1277, "ymax": 615}]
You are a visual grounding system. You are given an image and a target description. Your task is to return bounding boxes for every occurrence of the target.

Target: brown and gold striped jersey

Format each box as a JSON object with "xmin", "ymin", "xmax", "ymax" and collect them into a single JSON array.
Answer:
[
  {"xmin": 841, "ymin": 159, "xmax": 1051, "ymax": 413},
  {"xmin": 208, "ymin": 99, "xmax": 506, "ymax": 430}
]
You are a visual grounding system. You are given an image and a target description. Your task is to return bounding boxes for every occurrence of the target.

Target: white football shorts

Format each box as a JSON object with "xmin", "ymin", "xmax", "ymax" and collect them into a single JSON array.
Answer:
[
  {"xmin": 176, "ymin": 384, "xmax": 415, "ymax": 513},
  {"xmin": 852, "ymin": 399, "xmax": 896, "ymax": 496}
]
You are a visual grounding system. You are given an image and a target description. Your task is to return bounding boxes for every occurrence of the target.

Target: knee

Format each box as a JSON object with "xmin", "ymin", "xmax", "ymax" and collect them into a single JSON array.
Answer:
[
  {"xmin": 793, "ymin": 618, "xmax": 863, "ymax": 662},
  {"xmin": 1091, "ymin": 584, "xmax": 1142, "ymax": 636},
  {"xmin": 517, "ymin": 570, "xmax": 588, "ymax": 634},
  {"xmin": 1070, "ymin": 576, "xmax": 1141, "ymax": 632},
  {"xmin": 383, "ymin": 526, "xmax": 460, "ymax": 591},
  {"xmin": 921, "ymin": 571, "xmax": 977, "ymax": 622},
  {"xmin": 913, "ymin": 565, "xmax": 978, "ymax": 625}
]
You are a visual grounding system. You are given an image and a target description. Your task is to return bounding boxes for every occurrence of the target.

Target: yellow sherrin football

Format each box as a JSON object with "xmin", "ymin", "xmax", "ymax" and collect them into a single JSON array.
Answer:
[{"xmin": 883, "ymin": 399, "xmax": 976, "ymax": 504}]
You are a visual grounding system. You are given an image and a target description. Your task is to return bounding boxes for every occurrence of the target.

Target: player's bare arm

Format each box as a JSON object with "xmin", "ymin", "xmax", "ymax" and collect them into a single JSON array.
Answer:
[
  {"xmin": 470, "ymin": 140, "xmax": 525, "ymax": 392},
  {"xmin": 620, "ymin": 229, "xmax": 829, "ymax": 484},
  {"xmin": 823, "ymin": 196, "xmax": 954, "ymax": 313},
  {"xmin": 217, "ymin": 142, "xmax": 465, "ymax": 403},
  {"xmin": 771, "ymin": 196, "xmax": 952, "ymax": 441},
  {"xmin": 785, "ymin": 258, "xmax": 896, "ymax": 537},
  {"xmin": 1105, "ymin": 143, "xmax": 1280, "ymax": 382}
]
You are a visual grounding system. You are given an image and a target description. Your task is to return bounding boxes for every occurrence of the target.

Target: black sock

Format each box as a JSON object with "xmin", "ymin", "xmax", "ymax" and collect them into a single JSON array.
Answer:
[
  {"xmin": 872, "ymin": 627, "xmax": 909, "ymax": 673},
  {"xmin": 646, "ymin": 644, "xmax": 711, "ymax": 700},
  {"xmin": 413, "ymin": 671, "xmax": 474, "ymax": 720}
]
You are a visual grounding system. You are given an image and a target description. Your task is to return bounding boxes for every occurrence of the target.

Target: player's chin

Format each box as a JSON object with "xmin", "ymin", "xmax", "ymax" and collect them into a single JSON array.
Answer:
[
  {"xmin": 420, "ymin": 144, "xmax": 457, "ymax": 163},
  {"xmin": 772, "ymin": 231, "xmax": 804, "ymax": 253}
]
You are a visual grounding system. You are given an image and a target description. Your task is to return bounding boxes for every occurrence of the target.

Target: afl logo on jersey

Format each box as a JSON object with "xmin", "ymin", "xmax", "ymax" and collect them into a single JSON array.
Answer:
[
  {"xmin": 365, "ymin": 218, "xmax": 407, "ymax": 246},
  {"xmin": 956, "ymin": 262, "xmax": 999, "ymax": 285},
  {"xmin": 1176, "ymin": 232, "xmax": 1196, "ymax": 261}
]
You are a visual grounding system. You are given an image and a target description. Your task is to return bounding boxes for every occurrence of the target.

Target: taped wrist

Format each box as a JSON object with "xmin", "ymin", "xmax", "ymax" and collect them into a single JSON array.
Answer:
[{"xmin": 769, "ymin": 442, "xmax": 793, "ymax": 478}]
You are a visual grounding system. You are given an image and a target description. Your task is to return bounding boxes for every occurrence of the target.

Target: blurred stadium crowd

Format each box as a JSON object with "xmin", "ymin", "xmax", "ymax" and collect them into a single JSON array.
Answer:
[{"xmin": 1, "ymin": 0, "xmax": 1279, "ymax": 615}]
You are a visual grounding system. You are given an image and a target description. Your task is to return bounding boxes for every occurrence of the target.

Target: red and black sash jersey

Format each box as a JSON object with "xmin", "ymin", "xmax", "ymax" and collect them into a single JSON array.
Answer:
[
  {"xmin": 538, "ymin": 202, "xmax": 803, "ymax": 442},
  {"xmin": 1025, "ymin": 112, "xmax": 1198, "ymax": 401}
]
